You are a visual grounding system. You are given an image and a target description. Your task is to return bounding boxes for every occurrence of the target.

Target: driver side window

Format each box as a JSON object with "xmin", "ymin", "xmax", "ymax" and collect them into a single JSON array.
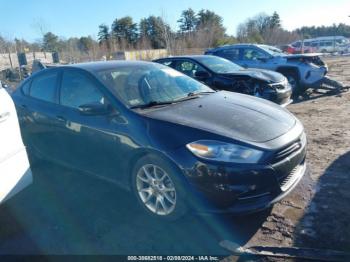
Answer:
[
  {"xmin": 176, "ymin": 60, "xmax": 207, "ymax": 78},
  {"xmin": 60, "ymin": 70, "xmax": 105, "ymax": 109},
  {"xmin": 243, "ymin": 48, "xmax": 269, "ymax": 61}
]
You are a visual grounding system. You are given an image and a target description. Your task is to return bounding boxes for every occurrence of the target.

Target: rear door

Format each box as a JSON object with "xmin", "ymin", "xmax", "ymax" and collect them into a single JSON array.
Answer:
[
  {"xmin": 15, "ymin": 69, "xmax": 64, "ymax": 161},
  {"xmin": 214, "ymin": 47, "xmax": 240, "ymax": 62},
  {"xmin": 0, "ymin": 88, "xmax": 32, "ymax": 202}
]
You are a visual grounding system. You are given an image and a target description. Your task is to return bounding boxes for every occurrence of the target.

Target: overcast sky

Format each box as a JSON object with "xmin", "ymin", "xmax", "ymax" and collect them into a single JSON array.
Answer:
[{"xmin": 0, "ymin": 0, "xmax": 349, "ymax": 41}]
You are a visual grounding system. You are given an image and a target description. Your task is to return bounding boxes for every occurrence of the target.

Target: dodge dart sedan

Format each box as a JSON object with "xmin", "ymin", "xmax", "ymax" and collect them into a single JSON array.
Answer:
[{"xmin": 12, "ymin": 61, "xmax": 307, "ymax": 219}]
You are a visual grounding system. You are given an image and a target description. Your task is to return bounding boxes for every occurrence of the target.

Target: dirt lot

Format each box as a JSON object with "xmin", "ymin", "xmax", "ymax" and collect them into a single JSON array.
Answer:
[
  {"xmin": 236, "ymin": 56, "xmax": 350, "ymax": 259},
  {"xmin": 0, "ymin": 56, "xmax": 349, "ymax": 259}
]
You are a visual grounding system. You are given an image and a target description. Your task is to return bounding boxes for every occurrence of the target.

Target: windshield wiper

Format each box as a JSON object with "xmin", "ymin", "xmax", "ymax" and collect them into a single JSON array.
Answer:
[
  {"xmin": 130, "ymin": 100, "xmax": 174, "ymax": 109},
  {"xmin": 131, "ymin": 91, "xmax": 216, "ymax": 109},
  {"xmin": 187, "ymin": 91, "xmax": 216, "ymax": 97}
]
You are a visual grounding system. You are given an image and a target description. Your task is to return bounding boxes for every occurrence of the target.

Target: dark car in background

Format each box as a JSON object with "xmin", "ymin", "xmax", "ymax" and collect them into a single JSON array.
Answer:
[
  {"xmin": 154, "ymin": 55, "xmax": 292, "ymax": 106},
  {"xmin": 12, "ymin": 61, "xmax": 307, "ymax": 219},
  {"xmin": 205, "ymin": 44, "xmax": 328, "ymax": 97}
]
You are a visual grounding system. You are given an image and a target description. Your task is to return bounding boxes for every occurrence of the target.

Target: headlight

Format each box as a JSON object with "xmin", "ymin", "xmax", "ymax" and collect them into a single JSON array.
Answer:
[
  {"xmin": 280, "ymin": 78, "xmax": 289, "ymax": 87},
  {"xmin": 269, "ymin": 78, "xmax": 290, "ymax": 90},
  {"xmin": 186, "ymin": 140, "xmax": 263, "ymax": 163}
]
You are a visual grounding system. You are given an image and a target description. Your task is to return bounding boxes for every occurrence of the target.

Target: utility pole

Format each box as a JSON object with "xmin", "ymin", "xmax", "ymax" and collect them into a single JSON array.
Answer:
[{"xmin": 333, "ymin": 24, "xmax": 336, "ymax": 53}]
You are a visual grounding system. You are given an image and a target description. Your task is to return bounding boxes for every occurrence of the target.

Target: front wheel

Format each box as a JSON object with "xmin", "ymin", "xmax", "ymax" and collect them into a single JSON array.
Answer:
[
  {"xmin": 284, "ymin": 71, "xmax": 303, "ymax": 98},
  {"xmin": 131, "ymin": 155, "xmax": 188, "ymax": 220}
]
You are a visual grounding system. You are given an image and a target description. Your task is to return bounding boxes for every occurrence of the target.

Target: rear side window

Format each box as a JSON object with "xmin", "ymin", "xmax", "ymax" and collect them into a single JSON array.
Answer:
[
  {"xmin": 216, "ymin": 48, "xmax": 240, "ymax": 60},
  {"xmin": 60, "ymin": 70, "xmax": 105, "ymax": 109},
  {"xmin": 158, "ymin": 60, "xmax": 175, "ymax": 67},
  {"xmin": 30, "ymin": 71, "xmax": 58, "ymax": 103}
]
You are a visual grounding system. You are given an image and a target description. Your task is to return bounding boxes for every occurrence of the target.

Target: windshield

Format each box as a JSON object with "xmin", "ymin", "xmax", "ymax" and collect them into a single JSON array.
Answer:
[
  {"xmin": 95, "ymin": 63, "xmax": 213, "ymax": 108},
  {"xmin": 195, "ymin": 56, "xmax": 242, "ymax": 73},
  {"xmin": 258, "ymin": 45, "xmax": 285, "ymax": 56}
]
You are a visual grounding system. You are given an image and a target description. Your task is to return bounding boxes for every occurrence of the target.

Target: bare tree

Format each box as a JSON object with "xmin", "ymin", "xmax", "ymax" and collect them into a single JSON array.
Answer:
[{"xmin": 160, "ymin": 10, "xmax": 175, "ymax": 54}]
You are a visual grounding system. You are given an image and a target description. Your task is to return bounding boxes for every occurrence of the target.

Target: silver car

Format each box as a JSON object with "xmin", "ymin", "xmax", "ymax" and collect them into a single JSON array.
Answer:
[{"xmin": 205, "ymin": 44, "xmax": 328, "ymax": 97}]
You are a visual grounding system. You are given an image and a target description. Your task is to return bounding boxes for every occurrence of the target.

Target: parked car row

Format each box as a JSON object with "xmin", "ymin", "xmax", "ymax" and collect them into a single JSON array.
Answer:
[
  {"xmin": 9, "ymin": 58, "xmax": 307, "ymax": 219},
  {"xmin": 205, "ymin": 44, "xmax": 328, "ymax": 96},
  {"xmin": 154, "ymin": 55, "xmax": 292, "ymax": 106}
]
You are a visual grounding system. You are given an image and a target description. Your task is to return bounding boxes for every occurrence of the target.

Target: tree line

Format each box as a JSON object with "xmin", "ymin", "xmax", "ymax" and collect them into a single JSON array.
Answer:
[
  {"xmin": 1, "ymin": 9, "xmax": 350, "ymax": 61},
  {"xmin": 96, "ymin": 9, "xmax": 228, "ymax": 57},
  {"xmin": 296, "ymin": 23, "xmax": 350, "ymax": 38}
]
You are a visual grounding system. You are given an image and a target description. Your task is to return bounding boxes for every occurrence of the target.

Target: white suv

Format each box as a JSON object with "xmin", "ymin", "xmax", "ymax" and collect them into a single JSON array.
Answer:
[{"xmin": 0, "ymin": 81, "xmax": 32, "ymax": 203}]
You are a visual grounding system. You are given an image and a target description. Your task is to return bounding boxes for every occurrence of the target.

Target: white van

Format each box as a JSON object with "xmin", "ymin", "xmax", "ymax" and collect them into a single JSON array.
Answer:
[
  {"xmin": 291, "ymin": 36, "xmax": 350, "ymax": 53},
  {"xmin": 310, "ymin": 37, "xmax": 349, "ymax": 53},
  {"xmin": 0, "ymin": 82, "xmax": 32, "ymax": 203}
]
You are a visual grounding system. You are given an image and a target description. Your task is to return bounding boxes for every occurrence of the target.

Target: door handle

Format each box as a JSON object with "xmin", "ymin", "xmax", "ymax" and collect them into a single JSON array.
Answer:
[
  {"xmin": 0, "ymin": 112, "xmax": 10, "ymax": 123},
  {"xmin": 56, "ymin": 115, "xmax": 66, "ymax": 122}
]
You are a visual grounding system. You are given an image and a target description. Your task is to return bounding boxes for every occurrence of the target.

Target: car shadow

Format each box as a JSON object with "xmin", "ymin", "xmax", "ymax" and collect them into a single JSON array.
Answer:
[
  {"xmin": 0, "ymin": 161, "xmax": 269, "ymax": 255},
  {"xmin": 292, "ymin": 88, "xmax": 347, "ymax": 104},
  {"xmin": 293, "ymin": 151, "xmax": 350, "ymax": 252}
]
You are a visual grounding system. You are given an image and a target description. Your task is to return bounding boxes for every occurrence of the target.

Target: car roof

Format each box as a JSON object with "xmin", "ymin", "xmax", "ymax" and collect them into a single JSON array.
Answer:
[
  {"xmin": 29, "ymin": 60, "xmax": 162, "ymax": 80},
  {"xmin": 155, "ymin": 55, "xmax": 214, "ymax": 61},
  {"xmin": 67, "ymin": 60, "xmax": 155, "ymax": 73},
  {"xmin": 210, "ymin": 43, "xmax": 259, "ymax": 50}
]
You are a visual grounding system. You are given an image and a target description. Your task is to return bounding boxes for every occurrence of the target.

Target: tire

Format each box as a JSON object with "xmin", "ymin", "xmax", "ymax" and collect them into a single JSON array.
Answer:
[
  {"xmin": 131, "ymin": 154, "xmax": 188, "ymax": 220},
  {"xmin": 283, "ymin": 71, "xmax": 303, "ymax": 98}
]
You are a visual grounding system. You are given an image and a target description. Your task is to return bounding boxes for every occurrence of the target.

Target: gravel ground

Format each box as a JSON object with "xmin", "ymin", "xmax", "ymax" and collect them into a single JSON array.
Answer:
[
  {"xmin": 229, "ymin": 56, "xmax": 350, "ymax": 260},
  {"xmin": 0, "ymin": 57, "xmax": 349, "ymax": 259}
]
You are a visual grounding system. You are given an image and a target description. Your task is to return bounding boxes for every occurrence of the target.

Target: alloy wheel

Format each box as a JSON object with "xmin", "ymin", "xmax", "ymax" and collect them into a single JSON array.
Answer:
[{"xmin": 136, "ymin": 164, "xmax": 176, "ymax": 216}]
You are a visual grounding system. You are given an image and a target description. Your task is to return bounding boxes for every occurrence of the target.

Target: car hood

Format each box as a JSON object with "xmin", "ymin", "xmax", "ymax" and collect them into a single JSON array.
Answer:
[
  {"xmin": 143, "ymin": 91, "xmax": 296, "ymax": 143},
  {"xmin": 282, "ymin": 53, "xmax": 323, "ymax": 59},
  {"xmin": 221, "ymin": 68, "xmax": 285, "ymax": 83}
]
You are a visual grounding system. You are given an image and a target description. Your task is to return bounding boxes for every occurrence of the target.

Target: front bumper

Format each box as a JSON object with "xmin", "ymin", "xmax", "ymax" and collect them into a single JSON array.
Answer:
[
  {"xmin": 260, "ymin": 83, "xmax": 292, "ymax": 107},
  {"xmin": 0, "ymin": 147, "xmax": 32, "ymax": 203},
  {"xmin": 168, "ymin": 133, "xmax": 307, "ymax": 215},
  {"xmin": 301, "ymin": 66, "xmax": 328, "ymax": 88},
  {"xmin": 196, "ymin": 161, "xmax": 307, "ymax": 215}
]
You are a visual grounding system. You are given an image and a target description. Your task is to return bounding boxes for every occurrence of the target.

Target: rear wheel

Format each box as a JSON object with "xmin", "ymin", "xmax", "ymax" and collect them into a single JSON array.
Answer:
[{"xmin": 131, "ymin": 155, "xmax": 188, "ymax": 220}]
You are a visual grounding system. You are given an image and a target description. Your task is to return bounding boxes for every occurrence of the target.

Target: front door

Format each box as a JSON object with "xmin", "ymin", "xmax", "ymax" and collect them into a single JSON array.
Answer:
[
  {"xmin": 175, "ymin": 59, "xmax": 212, "ymax": 87},
  {"xmin": 56, "ymin": 68, "xmax": 128, "ymax": 183},
  {"xmin": 240, "ymin": 47, "xmax": 271, "ymax": 69}
]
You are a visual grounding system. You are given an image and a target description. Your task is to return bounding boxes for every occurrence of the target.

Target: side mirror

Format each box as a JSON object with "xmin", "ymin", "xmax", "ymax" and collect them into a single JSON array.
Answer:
[
  {"xmin": 194, "ymin": 71, "xmax": 210, "ymax": 79},
  {"xmin": 78, "ymin": 103, "xmax": 112, "ymax": 116}
]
